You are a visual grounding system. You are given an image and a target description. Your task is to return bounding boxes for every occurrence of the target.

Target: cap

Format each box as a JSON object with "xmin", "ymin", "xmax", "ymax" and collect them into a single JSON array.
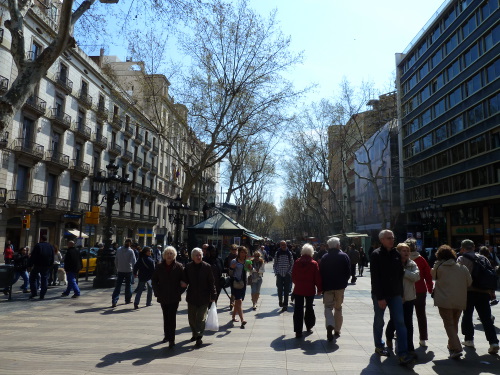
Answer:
[{"xmin": 461, "ymin": 239, "xmax": 475, "ymax": 249}]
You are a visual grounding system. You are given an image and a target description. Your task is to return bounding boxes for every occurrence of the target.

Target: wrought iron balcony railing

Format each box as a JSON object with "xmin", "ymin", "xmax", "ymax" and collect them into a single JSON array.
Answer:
[
  {"xmin": 50, "ymin": 108, "xmax": 72, "ymax": 129},
  {"xmin": 45, "ymin": 150, "xmax": 70, "ymax": 168},
  {"xmin": 54, "ymin": 73, "xmax": 73, "ymax": 94}
]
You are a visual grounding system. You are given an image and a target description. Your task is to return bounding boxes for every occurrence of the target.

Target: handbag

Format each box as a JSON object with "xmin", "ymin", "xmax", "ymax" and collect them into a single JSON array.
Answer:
[
  {"xmin": 205, "ymin": 303, "xmax": 219, "ymax": 331},
  {"xmin": 233, "ymin": 279, "xmax": 245, "ymax": 289},
  {"xmin": 247, "ymin": 274, "xmax": 253, "ymax": 285}
]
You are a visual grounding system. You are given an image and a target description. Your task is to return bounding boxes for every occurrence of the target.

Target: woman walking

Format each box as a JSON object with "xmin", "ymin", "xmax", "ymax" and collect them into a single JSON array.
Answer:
[
  {"xmin": 291, "ymin": 243, "xmax": 322, "ymax": 338},
  {"xmin": 432, "ymin": 245, "xmax": 472, "ymax": 359},
  {"xmin": 151, "ymin": 246, "xmax": 187, "ymax": 348},
  {"xmin": 250, "ymin": 250, "xmax": 265, "ymax": 310},
  {"xmin": 229, "ymin": 246, "xmax": 251, "ymax": 328},
  {"xmin": 49, "ymin": 245, "xmax": 63, "ymax": 286},
  {"xmin": 133, "ymin": 247, "xmax": 155, "ymax": 309}
]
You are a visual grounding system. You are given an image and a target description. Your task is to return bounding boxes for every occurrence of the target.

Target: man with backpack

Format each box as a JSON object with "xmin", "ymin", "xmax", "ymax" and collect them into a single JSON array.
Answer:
[
  {"xmin": 273, "ymin": 240, "xmax": 294, "ymax": 312},
  {"xmin": 457, "ymin": 239, "xmax": 499, "ymax": 355}
]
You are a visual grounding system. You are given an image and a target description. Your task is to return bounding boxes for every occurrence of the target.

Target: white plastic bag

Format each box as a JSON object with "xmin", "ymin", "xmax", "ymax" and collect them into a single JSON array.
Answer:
[{"xmin": 205, "ymin": 303, "xmax": 219, "ymax": 331}]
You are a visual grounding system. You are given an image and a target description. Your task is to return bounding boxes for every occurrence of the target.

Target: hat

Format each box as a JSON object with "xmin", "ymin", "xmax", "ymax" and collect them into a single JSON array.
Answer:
[
  {"xmin": 157, "ymin": 245, "xmax": 162, "ymax": 248},
  {"xmin": 461, "ymin": 239, "xmax": 475, "ymax": 249}
]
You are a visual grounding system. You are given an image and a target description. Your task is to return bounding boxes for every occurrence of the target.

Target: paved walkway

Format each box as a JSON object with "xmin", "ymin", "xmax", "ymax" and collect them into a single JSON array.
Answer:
[{"xmin": 1, "ymin": 263, "xmax": 499, "ymax": 374}]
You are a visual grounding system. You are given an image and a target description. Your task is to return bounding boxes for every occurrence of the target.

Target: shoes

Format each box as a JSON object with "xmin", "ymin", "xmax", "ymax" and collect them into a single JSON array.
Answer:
[
  {"xmin": 22, "ymin": 289, "xmax": 30, "ymax": 293},
  {"xmin": 488, "ymin": 343, "xmax": 499, "ymax": 354},
  {"xmin": 134, "ymin": 304, "xmax": 139, "ymax": 309},
  {"xmin": 190, "ymin": 336, "xmax": 197, "ymax": 342},
  {"xmin": 146, "ymin": 303, "xmax": 152, "ymax": 306},
  {"xmin": 125, "ymin": 301, "xmax": 132, "ymax": 304},
  {"xmin": 449, "ymin": 350, "xmax": 462, "ymax": 359},
  {"xmin": 71, "ymin": 294, "xmax": 79, "ymax": 298},
  {"xmin": 461, "ymin": 340, "xmax": 475, "ymax": 348},
  {"xmin": 386, "ymin": 339, "xmax": 393, "ymax": 349},
  {"xmin": 398, "ymin": 353, "xmax": 414, "ymax": 366},
  {"xmin": 326, "ymin": 325, "xmax": 334, "ymax": 342},
  {"xmin": 295, "ymin": 332, "xmax": 303, "ymax": 338},
  {"xmin": 111, "ymin": 303, "xmax": 117, "ymax": 308},
  {"xmin": 229, "ymin": 304, "xmax": 234, "ymax": 311},
  {"xmin": 241, "ymin": 321, "xmax": 247, "ymax": 329},
  {"xmin": 334, "ymin": 331, "xmax": 340, "ymax": 338},
  {"xmin": 39, "ymin": 296, "xmax": 44, "ymax": 300},
  {"xmin": 162, "ymin": 337, "xmax": 168, "ymax": 343},
  {"xmin": 281, "ymin": 306, "xmax": 288, "ymax": 312},
  {"xmin": 419, "ymin": 340, "xmax": 427, "ymax": 347},
  {"xmin": 375, "ymin": 347, "xmax": 390, "ymax": 356},
  {"xmin": 168, "ymin": 340, "xmax": 175, "ymax": 349},
  {"xmin": 195, "ymin": 337, "xmax": 203, "ymax": 347},
  {"xmin": 252, "ymin": 305, "xmax": 257, "ymax": 310},
  {"xmin": 231, "ymin": 318, "xmax": 239, "ymax": 322},
  {"xmin": 409, "ymin": 351, "xmax": 418, "ymax": 359},
  {"xmin": 61, "ymin": 293, "xmax": 69, "ymax": 297},
  {"xmin": 306, "ymin": 327, "xmax": 313, "ymax": 334}
]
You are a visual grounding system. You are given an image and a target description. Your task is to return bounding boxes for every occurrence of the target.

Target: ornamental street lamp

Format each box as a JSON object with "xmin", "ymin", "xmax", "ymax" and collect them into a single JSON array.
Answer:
[
  {"xmin": 419, "ymin": 198, "xmax": 443, "ymax": 249},
  {"xmin": 168, "ymin": 195, "xmax": 189, "ymax": 248},
  {"xmin": 93, "ymin": 162, "xmax": 131, "ymax": 288}
]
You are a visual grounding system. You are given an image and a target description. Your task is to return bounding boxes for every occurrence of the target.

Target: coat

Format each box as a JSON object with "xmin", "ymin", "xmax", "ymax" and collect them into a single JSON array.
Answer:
[
  {"xmin": 410, "ymin": 252, "xmax": 433, "ymax": 294},
  {"xmin": 292, "ymin": 255, "xmax": 322, "ymax": 296},
  {"xmin": 133, "ymin": 254, "xmax": 155, "ymax": 282},
  {"xmin": 152, "ymin": 261, "xmax": 185, "ymax": 304},
  {"xmin": 64, "ymin": 247, "xmax": 82, "ymax": 273},
  {"xmin": 370, "ymin": 246, "xmax": 404, "ymax": 301},
  {"xmin": 432, "ymin": 259, "xmax": 472, "ymax": 310},
  {"xmin": 184, "ymin": 261, "xmax": 217, "ymax": 306},
  {"xmin": 402, "ymin": 259, "xmax": 420, "ymax": 302},
  {"xmin": 320, "ymin": 249, "xmax": 351, "ymax": 291},
  {"xmin": 29, "ymin": 241, "xmax": 54, "ymax": 268}
]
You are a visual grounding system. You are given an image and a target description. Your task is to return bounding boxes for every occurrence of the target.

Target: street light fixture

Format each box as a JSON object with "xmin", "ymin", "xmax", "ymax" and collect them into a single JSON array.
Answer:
[
  {"xmin": 93, "ymin": 162, "xmax": 132, "ymax": 288},
  {"xmin": 419, "ymin": 198, "xmax": 443, "ymax": 248},
  {"xmin": 168, "ymin": 195, "xmax": 189, "ymax": 247}
]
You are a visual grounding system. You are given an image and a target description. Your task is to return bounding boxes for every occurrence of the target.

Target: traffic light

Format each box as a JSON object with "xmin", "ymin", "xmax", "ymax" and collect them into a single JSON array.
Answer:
[
  {"xmin": 85, "ymin": 206, "xmax": 100, "ymax": 225},
  {"xmin": 22, "ymin": 215, "xmax": 31, "ymax": 229}
]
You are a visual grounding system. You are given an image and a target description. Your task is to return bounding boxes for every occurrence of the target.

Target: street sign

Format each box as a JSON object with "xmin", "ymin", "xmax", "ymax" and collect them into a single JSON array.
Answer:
[{"xmin": 64, "ymin": 214, "xmax": 81, "ymax": 219}]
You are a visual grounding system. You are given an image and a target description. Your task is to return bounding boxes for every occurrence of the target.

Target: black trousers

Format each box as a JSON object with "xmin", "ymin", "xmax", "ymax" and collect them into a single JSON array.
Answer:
[
  {"xmin": 293, "ymin": 294, "xmax": 315, "ymax": 333},
  {"xmin": 161, "ymin": 301, "xmax": 180, "ymax": 341},
  {"xmin": 350, "ymin": 264, "xmax": 357, "ymax": 282}
]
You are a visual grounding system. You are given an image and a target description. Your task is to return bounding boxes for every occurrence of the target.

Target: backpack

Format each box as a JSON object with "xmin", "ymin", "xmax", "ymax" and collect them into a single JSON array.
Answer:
[{"xmin": 463, "ymin": 253, "xmax": 498, "ymax": 290}]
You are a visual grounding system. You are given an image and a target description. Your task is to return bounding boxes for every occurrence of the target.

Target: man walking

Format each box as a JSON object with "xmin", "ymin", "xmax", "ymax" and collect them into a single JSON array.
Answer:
[
  {"xmin": 371, "ymin": 229, "xmax": 413, "ymax": 366},
  {"xmin": 61, "ymin": 240, "xmax": 82, "ymax": 298},
  {"xmin": 320, "ymin": 237, "xmax": 351, "ymax": 341},
  {"xmin": 347, "ymin": 244, "xmax": 360, "ymax": 284},
  {"xmin": 458, "ymin": 239, "xmax": 499, "ymax": 354},
  {"xmin": 111, "ymin": 238, "xmax": 136, "ymax": 307},
  {"xmin": 273, "ymin": 240, "xmax": 294, "ymax": 311},
  {"xmin": 28, "ymin": 235, "xmax": 54, "ymax": 300}
]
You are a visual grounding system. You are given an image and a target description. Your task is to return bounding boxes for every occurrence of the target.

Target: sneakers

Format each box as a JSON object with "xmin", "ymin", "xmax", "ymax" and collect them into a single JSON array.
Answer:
[
  {"xmin": 488, "ymin": 343, "xmax": 499, "ymax": 355},
  {"xmin": 398, "ymin": 354, "xmax": 414, "ymax": 366},
  {"xmin": 419, "ymin": 340, "xmax": 427, "ymax": 347},
  {"xmin": 375, "ymin": 347, "xmax": 390, "ymax": 357},
  {"xmin": 449, "ymin": 350, "xmax": 462, "ymax": 359},
  {"xmin": 71, "ymin": 294, "xmax": 79, "ymax": 298},
  {"xmin": 462, "ymin": 340, "xmax": 475, "ymax": 348},
  {"xmin": 326, "ymin": 325, "xmax": 334, "ymax": 341}
]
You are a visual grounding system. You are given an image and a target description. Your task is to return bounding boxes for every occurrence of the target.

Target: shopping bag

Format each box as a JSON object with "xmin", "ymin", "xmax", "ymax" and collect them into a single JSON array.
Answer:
[{"xmin": 206, "ymin": 303, "xmax": 219, "ymax": 331}]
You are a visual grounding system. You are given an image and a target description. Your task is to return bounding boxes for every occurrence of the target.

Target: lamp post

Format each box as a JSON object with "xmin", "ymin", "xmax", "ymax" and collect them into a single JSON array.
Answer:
[
  {"xmin": 168, "ymin": 195, "xmax": 189, "ymax": 248},
  {"xmin": 419, "ymin": 198, "xmax": 443, "ymax": 249},
  {"xmin": 92, "ymin": 162, "xmax": 131, "ymax": 288}
]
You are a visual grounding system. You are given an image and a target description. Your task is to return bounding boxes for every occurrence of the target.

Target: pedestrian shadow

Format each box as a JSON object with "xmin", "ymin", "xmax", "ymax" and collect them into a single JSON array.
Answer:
[
  {"xmin": 74, "ymin": 306, "xmax": 112, "ymax": 314},
  {"xmin": 254, "ymin": 309, "xmax": 281, "ymax": 319},
  {"xmin": 474, "ymin": 322, "xmax": 500, "ymax": 334},
  {"xmin": 359, "ymin": 354, "xmax": 385, "ymax": 374},
  {"xmin": 270, "ymin": 334, "xmax": 339, "ymax": 356},
  {"xmin": 413, "ymin": 348, "xmax": 435, "ymax": 364},
  {"xmin": 432, "ymin": 349, "xmax": 500, "ymax": 375}
]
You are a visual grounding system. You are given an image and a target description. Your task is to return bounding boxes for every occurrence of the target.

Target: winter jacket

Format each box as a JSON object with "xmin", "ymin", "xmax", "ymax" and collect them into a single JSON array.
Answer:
[
  {"xmin": 402, "ymin": 259, "xmax": 420, "ymax": 302},
  {"xmin": 133, "ymin": 254, "xmax": 155, "ymax": 282},
  {"xmin": 410, "ymin": 251, "xmax": 433, "ymax": 294},
  {"xmin": 152, "ymin": 261, "xmax": 185, "ymax": 304},
  {"xmin": 64, "ymin": 246, "xmax": 83, "ymax": 273},
  {"xmin": 13, "ymin": 253, "xmax": 29, "ymax": 272},
  {"xmin": 457, "ymin": 251, "xmax": 493, "ymax": 294},
  {"xmin": 432, "ymin": 259, "xmax": 472, "ymax": 310},
  {"xmin": 29, "ymin": 241, "xmax": 54, "ymax": 268},
  {"xmin": 184, "ymin": 261, "xmax": 217, "ymax": 306},
  {"xmin": 292, "ymin": 255, "xmax": 322, "ymax": 296},
  {"xmin": 319, "ymin": 248, "xmax": 351, "ymax": 291},
  {"xmin": 370, "ymin": 246, "xmax": 404, "ymax": 301}
]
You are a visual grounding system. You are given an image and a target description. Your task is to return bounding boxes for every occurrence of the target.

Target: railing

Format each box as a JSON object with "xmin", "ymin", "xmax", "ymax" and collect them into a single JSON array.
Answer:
[
  {"xmin": 25, "ymin": 95, "xmax": 47, "ymax": 115},
  {"xmin": 47, "ymin": 196, "xmax": 69, "ymax": 211},
  {"xmin": 109, "ymin": 142, "xmax": 122, "ymax": 155},
  {"xmin": 122, "ymin": 150, "xmax": 133, "ymax": 161},
  {"xmin": 50, "ymin": 108, "xmax": 71, "ymax": 128},
  {"xmin": 69, "ymin": 159, "xmax": 90, "ymax": 175},
  {"xmin": 91, "ymin": 168, "xmax": 106, "ymax": 178},
  {"xmin": 150, "ymin": 166, "xmax": 158, "ymax": 174},
  {"xmin": 55, "ymin": 73, "xmax": 73, "ymax": 93},
  {"xmin": 0, "ymin": 131, "xmax": 8, "ymax": 148},
  {"xmin": 77, "ymin": 90, "xmax": 93, "ymax": 108},
  {"xmin": 0, "ymin": 75, "xmax": 9, "ymax": 93},
  {"xmin": 124, "ymin": 124, "xmax": 134, "ymax": 137},
  {"xmin": 45, "ymin": 150, "xmax": 70, "ymax": 167},
  {"xmin": 133, "ymin": 155, "xmax": 143, "ymax": 166},
  {"xmin": 37, "ymin": 0, "xmax": 50, "ymax": 8},
  {"xmin": 12, "ymin": 139, "xmax": 44, "ymax": 158},
  {"xmin": 142, "ymin": 161, "xmax": 151, "ymax": 170},
  {"xmin": 92, "ymin": 133, "xmax": 108, "ymax": 148},
  {"xmin": 7, "ymin": 190, "xmax": 46, "ymax": 208},
  {"xmin": 111, "ymin": 116, "xmax": 123, "ymax": 129},
  {"xmin": 25, "ymin": 51, "xmax": 38, "ymax": 61},
  {"xmin": 96, "ymin": 104, "xmax": 109, "ymax": 120},
  {"xmin": 73, "ymin": 122, "xmax": 91, "ymax": 139},
  {"xmin": 70, "ymin": 201, "xmax": 90, "ymax": 212}
]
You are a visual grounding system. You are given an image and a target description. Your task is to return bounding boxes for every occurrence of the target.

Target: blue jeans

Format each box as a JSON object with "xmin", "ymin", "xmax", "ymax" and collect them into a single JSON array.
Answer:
[
  {"xmin": 276, "ymin": 273, "xmax": 291, "ymax": 306},
  {"xmin": 30, "ymin": 266, "xmax": 50, "ymax": 298},
  {"xmin": 134, "ymin": 280, "xmax": 152, "ymax": 306},
  {"xmin": 112, "ymin": 272, "xmax": 132, "ymax": 305},
  {"xmin": 2, "ymin": 270, "xmax": 29, "ymax": 292},
  {"xmin": 372, "ymin": 294, "xmax": 408, "ymax": 356},
  {"xmin": 63, "ymin": 272, "xmax": 80, "ymax": 296}
]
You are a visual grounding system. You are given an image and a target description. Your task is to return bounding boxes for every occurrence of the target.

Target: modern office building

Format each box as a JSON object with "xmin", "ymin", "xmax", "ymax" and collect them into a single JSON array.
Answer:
[{"xmin": 396, "ymin": 0, "xmax": 499, "ymax": 247}]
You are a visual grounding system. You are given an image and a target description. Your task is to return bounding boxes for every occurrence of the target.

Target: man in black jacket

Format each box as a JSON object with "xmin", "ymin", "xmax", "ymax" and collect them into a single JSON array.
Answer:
[
  {"xmin": 370, "ymin": 230, "xmax": 413, "ymax": 366},
  {"xmin": 61, "ymin": 241, "xmax": 82, "ymax": 298},
  {"xmin": 28, "ymin": 235, "xmax": 54, "ymax": 300}
]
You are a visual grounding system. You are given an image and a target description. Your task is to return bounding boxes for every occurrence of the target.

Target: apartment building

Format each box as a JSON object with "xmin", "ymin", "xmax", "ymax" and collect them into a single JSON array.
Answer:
[{"xmin": 396, "ymin": 0, "xmax": 499, "ymax": 247}]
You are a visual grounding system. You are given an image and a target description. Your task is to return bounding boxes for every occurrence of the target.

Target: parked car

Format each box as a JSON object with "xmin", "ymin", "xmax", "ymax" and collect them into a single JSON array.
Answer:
[{"xmin": 79, "ymin": 248, "xmax": 99, "ymax": 275}]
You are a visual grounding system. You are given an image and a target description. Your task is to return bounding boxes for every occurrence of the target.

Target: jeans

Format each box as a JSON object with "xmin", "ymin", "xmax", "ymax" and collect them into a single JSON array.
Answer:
[
  {"xmin": 161, "ymin": 301, "xmax": 180, "ymax": 341},
  {"xmin": 461, "ymin": 291, "xmax": 499, "ymax": 344},
  {"xmin": 63, "ymin": 272, "xmax": 80, "ymax": 296},
  {"xmin": 386, "ymin": 300, "xmax": 415, "ymax": 351},
  {"xmin": 134, "ymin": 280, "xmax": 152, "ymax": 306},
  {"xmin": 372, "ymin": 294, "xmax": 408, "ymax": 356},
  {"xmin": 29, "ymin": 266, "xmax": 50, "ymax": 298},
  {"xmin": 293, "ymin": 294, "xmax": 315, "ymax": 333},
  {"xmin": 188, "ymin": 303, "xmax": 208, "ymax": 338},
  {"xmin": 276, "ymin": 273, "xmax": 291, "ymax": 306},
  {"xmin": 323, "ymin": 289, "xmax": 345, "ymax": 332},
  {"xmin": 112, "ymin": 272, "xmax": 132, "ymax": 305},
  {"xmin": 358, "ymin": 262, "xmax": 364, "ymax": 276},
  {"xmin": 414, "ymin": 292, "xmax": 428, "ymax": 341},
  {"xmin": 14, "ymin": 270, "xmax": 29, "ymax": 289},
  {"xmin": 250, "ymin": 275, "xmax": 263, "ymax": 294}
]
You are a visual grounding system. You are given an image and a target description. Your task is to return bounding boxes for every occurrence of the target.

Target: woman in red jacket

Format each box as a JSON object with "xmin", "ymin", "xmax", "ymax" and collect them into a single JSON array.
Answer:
[{"xmin": 292, "ymin": 243, "xmax": 322, "ymax": 338}]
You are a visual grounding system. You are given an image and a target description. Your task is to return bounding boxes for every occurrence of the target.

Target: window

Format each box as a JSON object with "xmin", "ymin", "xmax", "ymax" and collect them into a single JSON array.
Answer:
[
  {"xmin": 444, "ymin": 7, "xmax": 457, "ymax": 29},
  {"xmin": 77, "ymin": 110, "xmax": 85, "ymax": 127},
  {"xmin": 486, "ymin": 59, "xmax": 500, "ymax": 83},
  {"xmin": 489, "ymin": 93, "xmax": 500, "ymax": 115},
  {"xmin": 467, "ymin": 103, "xmax": 484, "ymax": 126},
  {"xmin": 31, "ymin": 41, "xmax": 42, "ymax": 59},
  {"xmin": 451, "ymin": 144, "xmax": 466, "ymax": 163},
  {"xmin": 481, "ymin": 0, "xmax": 498, "ymax": 21},
  {"xmin": 419, "ymin": 62, "xmax": 429, "ymax": 79},
  {"xmin": 412, "ymin": 140, "xmax": 421, "ymax": 154},
  {"xmin": 435, "ymin": 125, "xmax": 447, "ymax": 143},
  {"xmin": 435, "ymin": 151, "xmax": 449, "ymax": 169},
  {"xmin": 469, "ymin": 134, "xmax": 487, "ymax": 156},
  {"xmin": 464, "ymin": 43, "xmax": 479, "ymax": 67},
  {"xmin": 434, "ymin": 99, "xmax": 445, "ymax": 118},
  {"xmin": 450, "ymin": 115, "xmax": 464, "ymax": 135},
  {"xmin": 422, "ymin": 133, "xmax": 433, "ymax": 150},
  {"xmin": 436, "ymin": 179, "xmax": 450, "ymax": 196},
  {"xmin": 409, "ymin": 118, "xmax": 419, "ymax": 135},
  {"xmin": 431, "ymin": 73, "xmax": 444, "ymax": 93},
  {"xmin": 409, "ymin": 74, "xmax": 417, "ymax": 90},
  {"xmin": 445, "ymin": 33, "xmax": 458, "ymax": 54},
  {"xmin": 470, "ymin": 168, "xmax": 488, "ymax": 188},
  {"xmin": 421, "ymin": 85, "xmax": 430, "ymax": 102},
  {"xmin": 418, "ymin": 41, "xmax": 428, "ymax": 57},
  {"xmin": 431, "ymin": 25, "xmax": 441, "ymax": 43},
  {"xmin": 446, "ymin": 60, "xmax": 460, "ymax": 81},
  {"xmin": 422, "ymin": 109, "xmax": 431, "ymax": 126},
  {"xmin": 466, "ymin": 73, "xmax": 482, "ymax": 96},
  {"xmin": 431, "ymin": 48, "xmax": 443, "ymax": 68},
  {"xmin": 493, "ymin": 24, "xmax": 500, "ymax": 45},
  {"xmin": 81, "ymin": 81, "xmax": 88, "ymax": 96},
  {"xmin": 462, "ymin": 15, "xmax": 476, "ymax": 39},
  {"xmin": 449, "ymin": 87, "xmax": 462, "ymax": 108}
]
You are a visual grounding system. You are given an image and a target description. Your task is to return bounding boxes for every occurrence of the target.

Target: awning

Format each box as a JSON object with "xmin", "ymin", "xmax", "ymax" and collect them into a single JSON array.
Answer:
[
  {"xmin": 66, "ymin": 229, "xmax": 89, "ymax": 238},
  {"xmin": 329, "ymin": 232, "xmax": 369, "ymax": 238},
  {"xmin": 246, "ymin": 232, "xmax": 263, "ymax": 241}
]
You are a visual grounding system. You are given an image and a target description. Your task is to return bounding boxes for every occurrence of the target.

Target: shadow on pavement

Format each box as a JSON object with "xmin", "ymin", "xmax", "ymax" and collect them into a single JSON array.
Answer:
[
  {"xmin": 270, "ymin": 334, "xmax": 340, "ymax": 355},
  {"xmin": 432, "ymin": 348, "xmax": 500, "ymax": 375}
]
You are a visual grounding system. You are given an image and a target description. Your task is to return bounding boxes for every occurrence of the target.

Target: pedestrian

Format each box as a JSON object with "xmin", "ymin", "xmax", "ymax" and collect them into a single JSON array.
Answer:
[
  {"xmin": 346, "ymin": 244, "xmax": 360, "ymax": 284},
  {"xmin": 3, "ymin": 247, "xmax": 30, "ymax": 295},
  {"xmin": 133, "ymin": 247, "xmax": 155, "ymax": 309},
  {"xmin": 432, "ymin": 244, "xmax": 472, "ymax": 359},
  {"xmin": 3, "ymin": 240, "xmax": 14, "ymax": 264},
  {"xmin": 358, "ymin": 247, "xmax": 366, "ymax": 276},
  {"xmin": 224, "ymin": 244, "xmax": 238, "ymax": 310},
  {"xmin": 406, "ymin": 238, "xmax": 433, "ymax": 348},
  {"xmin": 250, "ymin": 250, "xmax": 265, "ymax": 310},
  {"xmin": 184, "ymin": 247, "xmax": 217, "ymax": 347},
  {"xmin": 28, "ymin": 235, "xmax": 54, "ymax": 300},
  {"xmin": 370, "ymin": 229, "xmax": 414, "ymax": 366},
  {"xmin": 229, "ymin": 246, "xmax": 251, "ymax": 327},
  {"xmin": 152, "ymin": 244, "xmax": 163, "ymax": 265},
  {"xmin": 111, "ymin": 238, "xmax": 136, "ymax": 308},
  {"xmin": 313, "ymin": 243, "xmax": 327, "ymax": 263},
  {"xmin": 458, "ymin": 239, "xmax": 499, "ymax": 354},
  {"xmin": 61, "ymin": 241, "xmax": 82, "ymax": 298},
  {"xmin": 49, "ymin": 245, "xmax": 63, "ymax": 286},
  {"xmin": 292, "ymin": 243, "xmax": 322, "ymax": 338},
  {"xmin": 204, "ymin": 245, "xmax": 224, "ymax": 303},
  {"xmin": 151, "ymin": 246, "xmax": 187, "ymax": 348},
  {"xmin": 273, "ymin": 240, "xmax": 294, "ymax": 311},
  {"xmin": 320, "ymin": 236, "xmax": 350, "ymax": 340},
  {"xmin": 385, "ymin": 243, "xmax": 420, "ymax": 358}
]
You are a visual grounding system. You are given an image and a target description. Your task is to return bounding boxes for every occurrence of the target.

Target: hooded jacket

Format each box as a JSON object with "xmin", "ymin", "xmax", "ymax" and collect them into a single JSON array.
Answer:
[
  {"xmin": 402, "ymin": 258, "xmax": 420, "ymax": 302},
  {"xmin": 432, "ymin": 259, "xmax": 472, "ymax": 310},
  {"xmin": 292, "ymin": 255, "xmax": 322, "ymax": 296},
  {"xmin": 410, "ymin": 251, "xmax": 433, "ymax": 294}
]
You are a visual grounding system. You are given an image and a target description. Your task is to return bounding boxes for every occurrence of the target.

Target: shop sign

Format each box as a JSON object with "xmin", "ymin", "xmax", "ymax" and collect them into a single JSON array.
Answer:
[{"xmin": 455, "ymin": 227, "xmax": 477, "ymax": 234}]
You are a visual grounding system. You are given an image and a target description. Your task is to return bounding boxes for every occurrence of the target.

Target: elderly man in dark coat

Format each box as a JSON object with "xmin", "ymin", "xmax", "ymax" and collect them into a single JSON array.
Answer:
[
  {"xmin": 28, "ymin": 235, "xmax": 54, "ymax": 300},
  {"xmin": 184, "ymin": 247, "xmax": 217, "ymax": 347},
  {"xmin": 61, "ymin": 240, "xmax": 82, "ymax": 298}
]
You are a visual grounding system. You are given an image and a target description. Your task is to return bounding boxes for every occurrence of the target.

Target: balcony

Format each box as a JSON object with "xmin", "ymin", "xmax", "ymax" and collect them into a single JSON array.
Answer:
[
  {"xmin": 47, "ymin": 196, "xmax": 70, "ymax": 211},
  {"xmin": 0, "ymin": 131, "xmax": 8, "ymax": 149},
  {"xmin": 111, "ymin": 115, "xmax": 123, "ymax": 131},
  {"xmin": 0, "ymin": 75, "xmax": 8, "ymax": 94},
  {"xmin": 77, "ymin": 90, "xmax": 93, "ymax": 109},
  {"xmin": 91, "ymin": 168, "xmax": 106, "ymax": 178},
  {"xmin": 141, "ymin": 161, "xmax": 151, "ymax": 172},
  {"xmin": 69, "ymin": 159, "xmax": 90, "ymax": 178},
  {"xmin": 12, "ymin": 139, "xmax": 44, "ymax": 162},
  {"xmin": 132, "ymin": 155, "xmax": 142, "ymax": 168},
  {"xmin": 121, "ymin": 150, "xmax": 133, "ymax": 163},
  {"xmin": 108, "ymin": 142, "xmax": 122, "ymax": 157},
  {"xmin": 69, "ymin": 201, "xmax": 90, "ymax": 213},
  {"xmin": 130, "ymin": 181, "xmax": 143, "ymax": 195},
  {"xmin": 124, "ymin": 124, "xmax": 134, "ymax": 138},
  {"xmin": 23, "ymin": 95, "xmax": 47, "ymax": 117},
  {"xmin": 54, "ymin": 73, "xmax": 73, "ymax": 95},
  {"xmin": 92, "ymin": 133, "xmax": 108, "ymax": 150},
  {"xmin": 134, "ymin": 133, "xmax": 143, "ymax": 145},
  {"xmin": 96, "ymin": 104, "xmax": 109, "ymax": 121},
  {"xmin": 50, "ymin": 108, "xmax": 71, "ymax": 131},
  {"xmin": 45, "ymin": 150, "xmax": 70, "ymax": 171},
  {"xmin": 144, "ymin": 139, "xmax": 152, "ymax": 150},
  {"xmin": 151, "ymin": 144, "xmax": 159, "ymax": 155},
  {"xmin": 150, "ymin": 165, "xmax": 158, "ymax": 175},
  {"xmin": 7, "ymin": 190, "xmax": 46, "ymax": 209},
  {"xmin": 72, "ymin": 121, "xmax": 91, "ymax": 142}
]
